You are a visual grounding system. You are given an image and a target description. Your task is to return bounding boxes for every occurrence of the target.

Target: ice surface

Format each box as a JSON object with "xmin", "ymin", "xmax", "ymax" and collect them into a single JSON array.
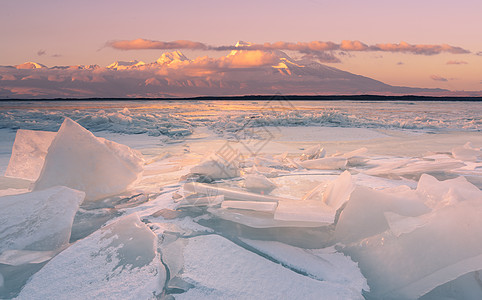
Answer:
[
  {"xmin": 0, "ymin": 186, "xmax": 85, "ymax": 255},
  {"xmin": 342, "ymin": 199, "xmax": 482, "ymax": 299},
  {"xmin": 33, "ymin": 118, "xmax": 144, "ymax": 201},
  {"xmin": 4, "ymin": 129, "xmax": 56, "ymax": 181},
  {"xmin": 176, "ymin": 234, "xmax": 365, "ymax": 299},
  {"xmin": 17, "ymin": 213, "xmax": 165, "ymax": 300}
]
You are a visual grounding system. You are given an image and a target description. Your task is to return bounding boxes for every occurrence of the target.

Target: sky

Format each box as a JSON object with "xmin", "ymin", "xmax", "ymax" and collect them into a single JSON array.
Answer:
[{"xmin": 1, "ymin": 0, "xmax": 482, "ymax": 94}]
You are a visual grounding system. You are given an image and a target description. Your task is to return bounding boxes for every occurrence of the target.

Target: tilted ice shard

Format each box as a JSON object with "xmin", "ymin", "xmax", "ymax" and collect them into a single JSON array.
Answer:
[
  {"xmin": 299, "ymin": 157, "xmax": 347, "ymax": 170},
  {"xmin": 322, "ymin": 170, "xmax": 355, "ymax": 211},
  {"xmin": 416, "ymin": 174, "xmax": 482, "ymax": 209},
  {"xmin": 4, "ymin": 129, "xmax": 56, "ymax": 181},
  {"xmin": 0, "ymin": 186, "xmax": 85, "ymax": 255},
  {"xmin": 335, "ymin": 185, "xmax": 430, "ymax": 244},
  {"xmin": 176, "ymin": 234, "xmax": 365, "ymax": 300},
  {"xmin": 0, "ymin": 249, "xmax": 60, "ymax": 266},
  {"xmin": 17, "ymin": 213, "xmax": 166, "ymax": 300},
  {"xmin": 33, "ymin": 118, "xmax": 144, "ymax": 201},
  {"xmin": 300, "ymin": 144, "xmax": 325, "ymax": 161},
  {"xmin": 244, "ymin": 173, "xmax": 277, "ymax": 192}
]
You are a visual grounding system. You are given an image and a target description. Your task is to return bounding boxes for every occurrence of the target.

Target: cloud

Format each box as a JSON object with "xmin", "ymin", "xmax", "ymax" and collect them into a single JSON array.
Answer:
[
  {"xmin": 37, "ymin": 49, "xmax": 62, "ymax": 58},
  {"xmin": 476, "ymin": 52, "xmax": 482, "ymax": 56},
  {"xmin": 106, "ymin": 39, "xmax": 471, "ymax": 56},
  {"xmin": 446, "ymin": 60, "xmax": 467, "ymax": 65},
  {"xmin": 371, "ymin": 42, "xmax": 469, "ymax": 55},
  {"xmin": 107, "ymin": 39, "xmax": 209, "ymax": 51},
  {"xmin": 397, "ymin": 62, "xmax": 404, "ymax": 65},
  {"xmin": 430, "ymin": 75, "xmax": 448, "ymax": 82}
]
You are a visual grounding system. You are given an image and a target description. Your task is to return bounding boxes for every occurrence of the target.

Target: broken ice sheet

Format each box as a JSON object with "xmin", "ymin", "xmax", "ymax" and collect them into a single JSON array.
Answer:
[
  {"xmin": 176, "ymin": 234, "xmax": 365, "ymax": 300},
  {"xmin": 33, "ymin": 118, "xmax": 144, "ymax": 201},
  {"xmin": 452, "ymin": 142, "xmax": 482, "ymax": 162},
  {"xmin": 335, "ymin": 185, "xmax": 430, "ymax": 244},
  {"xmin": 275, "ymin": 171, "xmax": 355, "ymax": 225},
  {"xmin": 0, "ymin": 186, "xmax": 85, "ymax": 255},
  {"xmin": 342, "ymin": 199, "xmax": 482, "ymax": 300},
  {"xmin": 4, "ymin": 129, "xmax": 56, "ymax": 181},
  {"xmin": 17, "ymin": 213, "xmax": 165, "ymax": 300}
]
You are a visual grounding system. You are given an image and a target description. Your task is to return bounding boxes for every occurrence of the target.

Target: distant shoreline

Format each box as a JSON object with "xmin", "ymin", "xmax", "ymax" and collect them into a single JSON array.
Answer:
[{"xmin": 1, "ymin": 95, "xmax": 482, "ymax": 102}]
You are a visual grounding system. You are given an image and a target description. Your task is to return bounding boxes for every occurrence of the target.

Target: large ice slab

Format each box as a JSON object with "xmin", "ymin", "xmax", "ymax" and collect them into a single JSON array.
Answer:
[
  {"xmin": 176, "ymin": 234, "xmax": 365, "ymax": 299},
  {"xmin": 4, "ymin": 129, "xmax": 56, "ymax": 181},
  {"xmin": 33, "ymin": 118, "xmax": 144, "ymax": 201},
  {"xmin": 0, "ymin": 186, "xmax": 85, "ymax": 255},
  {"xmin": 342, "ymin": 199, "xmax": 482, "ymax": 299},
  {"xmin": 240, "ymin": 239, "xmax": 368, "ymax": 292},
  {"xmin": 17, "ymin": 213, "xmax": 165, "ymax": 300}
]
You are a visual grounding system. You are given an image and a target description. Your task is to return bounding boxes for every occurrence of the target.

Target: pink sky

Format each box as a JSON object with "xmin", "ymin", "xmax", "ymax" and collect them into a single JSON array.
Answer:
[{"xmin": 1, "ymin": 0, "xmax": 481, "ymax": 92}]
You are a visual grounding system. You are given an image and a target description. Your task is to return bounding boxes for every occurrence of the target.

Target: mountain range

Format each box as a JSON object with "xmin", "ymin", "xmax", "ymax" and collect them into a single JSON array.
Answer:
[{"xmin": 0, "ymin": 41, "xmax": 469, "ymax": 99}]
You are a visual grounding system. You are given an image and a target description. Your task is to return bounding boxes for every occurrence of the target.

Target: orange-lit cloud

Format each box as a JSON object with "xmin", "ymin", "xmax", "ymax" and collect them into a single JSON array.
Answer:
[
  {"xmin": 107, "ymin": 39, "xmax": 470, "ymax": 56},
  {"xmin": 446, "ymin": 60, "xmax": 468, "ymax": 65}
]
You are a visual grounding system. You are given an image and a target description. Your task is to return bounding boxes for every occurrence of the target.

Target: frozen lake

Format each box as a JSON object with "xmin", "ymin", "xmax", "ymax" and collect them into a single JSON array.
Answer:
[{"xmin": 0, "ymin": 99, "xmax": 481, "ymax": 299}]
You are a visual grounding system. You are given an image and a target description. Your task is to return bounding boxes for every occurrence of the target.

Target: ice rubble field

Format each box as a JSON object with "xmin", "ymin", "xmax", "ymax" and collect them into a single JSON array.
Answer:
[{"xmin": 0, "ymin": 101, "xmax": 481, "ymax": 300}]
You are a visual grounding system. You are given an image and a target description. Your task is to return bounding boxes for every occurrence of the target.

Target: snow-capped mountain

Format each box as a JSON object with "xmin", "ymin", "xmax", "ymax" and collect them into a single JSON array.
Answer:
[
  {"xmin": 156, "ymin": 50, "xmax": 189, "ymax": 65},
  {"xmin": 0, "ymin": 42, "xmax": 459, "ymax": 99},
  {"xmin": 15, "ymin": 62, "xmax": 47, "ymax": 69}
]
